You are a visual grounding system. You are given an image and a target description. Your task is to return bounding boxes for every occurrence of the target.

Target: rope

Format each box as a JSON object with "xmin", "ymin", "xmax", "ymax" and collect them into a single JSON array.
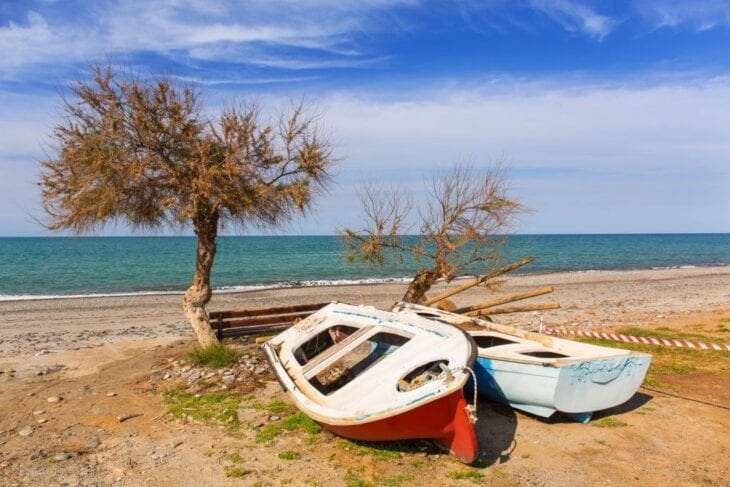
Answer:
[{"xmin": 449, "ymin": 365, "xmax": 478, "ymax": 424}]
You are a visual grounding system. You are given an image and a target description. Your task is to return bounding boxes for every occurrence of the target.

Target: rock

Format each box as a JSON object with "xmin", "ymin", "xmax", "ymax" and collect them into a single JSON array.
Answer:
[
  {"xmin": 37, "ymin": 418, "xmax": 48, "ymax": 424},
  {"xmin": 54, "ymin": 452, "xmax": 72, "ymax": 462},
  {"xmin": 33, "ymin": 410, "xmax": 44, "ymax": 415},
  {"xmin": 269, "ymin": 415, "xmax": 280, "ymax": 422},
  {"xmin": 18, "ymin": 426, "xmax": 34, "ymax": 437},
  {"xmin": 3, "ymin": 368, "xmax": 15, "ymax": 374},
  {"xmin": 163, "ymin": 373, "xmax": 171, "ymax": 380},
  {"xmin": 187, "ymin": 372, "xmax": 201, "ymax": 382},
  {"xmin": 117, "ymin": 413, "xmax": 142, "ymax": 423},
  {"xmin": 254, "ymin": 367, "xmax": 267, "ymax": 374},
  {"xmin": 106, "ymin": 392, "xmax": 117, "ymax": 397},
  {"xmin": 222, "ymin": 375, "xmax": 235, "ymax": 385},
  {"xmin": 47, "ymin": 396, "xmax": 63, "ymax": 403},
  {"xmin": 85, "ymin": 439, "xmax": 100, "ymax": 449}
]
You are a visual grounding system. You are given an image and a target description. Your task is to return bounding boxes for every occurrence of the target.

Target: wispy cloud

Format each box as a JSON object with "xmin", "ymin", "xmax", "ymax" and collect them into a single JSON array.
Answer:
[
  {"xmin": 634, "ymin": 0, "xmax": 730, "ymax": 31},
  {"xmin": 0, "ymin": 0, "xmax": 414, "ymax": 79},
  {"xmin": 528, "ymin": 0, "xmax": 618, "ymax": 40}
]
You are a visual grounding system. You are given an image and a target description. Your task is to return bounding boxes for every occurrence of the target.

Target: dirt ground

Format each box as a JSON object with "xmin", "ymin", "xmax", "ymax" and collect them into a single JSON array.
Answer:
[
  {"xmin": 0, "ymin": 312, "xmax": 728, "ymax": 487},
  {"xmin": 1, "ymin": 268, "xmax": 729, "ymax": 486}
]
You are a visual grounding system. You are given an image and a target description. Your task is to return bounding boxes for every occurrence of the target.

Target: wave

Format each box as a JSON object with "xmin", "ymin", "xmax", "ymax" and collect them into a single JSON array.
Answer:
[{"xmin": 0, "ymin": 277, "xmax": 414, "ymax": 302}]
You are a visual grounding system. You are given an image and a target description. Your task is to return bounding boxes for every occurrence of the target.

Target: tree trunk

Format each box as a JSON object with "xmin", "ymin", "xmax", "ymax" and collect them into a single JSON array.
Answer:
[
  {"xmin": 182, "ymin": 210, "xmax": 220, "ymax": 347},
  {"xmin": 401, "ymin": 268, "xmax": 440, "ymax": 303}
]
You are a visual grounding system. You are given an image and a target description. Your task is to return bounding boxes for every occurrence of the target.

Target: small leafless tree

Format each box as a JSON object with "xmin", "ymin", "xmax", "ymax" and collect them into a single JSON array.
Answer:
[
  {"xmin": 342, "ymin": 163, "xmax": 522, "ymax": 303},
  {"xmin": 39, "ymin": 66, "xmax": 334, "ymax": 347}
]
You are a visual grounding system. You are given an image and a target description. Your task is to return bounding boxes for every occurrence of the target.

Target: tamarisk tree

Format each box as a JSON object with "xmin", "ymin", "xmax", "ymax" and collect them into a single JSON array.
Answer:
[
  {"xmin": 341, "ymin": 164, "xmax": 522, "ymax": 304},
  {"xmin": 40, "ymin": 66, "xmax": 333, "ymax": 347}
]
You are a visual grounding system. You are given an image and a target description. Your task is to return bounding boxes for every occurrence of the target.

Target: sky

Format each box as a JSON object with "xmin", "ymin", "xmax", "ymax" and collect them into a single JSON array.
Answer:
[{"xmin": 0, "ymin": 0, "xmax": 729, "ymax": 236}]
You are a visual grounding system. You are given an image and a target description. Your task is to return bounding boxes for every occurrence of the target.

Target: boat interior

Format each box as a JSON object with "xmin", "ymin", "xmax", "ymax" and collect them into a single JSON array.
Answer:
[{"xmin": 400, "ymin": 305, "xmax": 634, "ymax": 365}]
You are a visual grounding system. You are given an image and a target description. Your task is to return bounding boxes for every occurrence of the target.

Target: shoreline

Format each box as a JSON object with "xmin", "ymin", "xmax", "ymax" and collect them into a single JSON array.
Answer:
[{"xmin": 1, "ymin": 264, "xmax": 729, "ymax": 303}]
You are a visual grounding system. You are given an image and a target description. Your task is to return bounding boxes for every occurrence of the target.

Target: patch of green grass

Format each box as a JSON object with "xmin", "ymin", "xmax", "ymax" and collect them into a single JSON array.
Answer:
[
  {"xmin": 163, "ymin": 389, "xmax": 239, "ymax": 427},
  {"xmin": 255, "ymin": 423, "xmax": 283, "ymax": 443},
  {"xmin": 409, "ymin": 460, "xmax": 427, "ymax": 469},
  {"xmin": 226, "ymin": 452, "xmax": 244, "ymax": 464},
  {"xmin": 282, "ymin": 412, "xmax": 322, "ymax": 435},
  {"xmin": 253, "ymin": 399, "xmax": 297, "ymax": 415},
  {"xmin": 374, "ymin": 473, "xmax": 414, "ymax": 486},
  {"xmin": 344, "ymin": 471, "xmax": 375, "ymax": 487},
  {"xmin": 643, "ymin": 405, "xmax": 656, "ymax": 413},
  {"xmin": 225, "ymin": 466, "xmax": 252, "ymax": 478},
  {"xmin": 304, "ymin": 478, "xmax": 320, "ymax": 487},
  {"xmin": 277, "ymin": 450, "xmax": 301, "ymax": 460},
  {"xmin": 336, "ymin": 439, "xmax": 401, "ymax": 461},
  {"xmin": 592, "ymin": 416, "xmax": 628, "ymax": 428},
  {"xmin": 186, "ymin": 343, "xmax": 239, "ymax": 368},
  {"xmin": 643, "ymin": 377, "xmax": 667, "ymax": 388},
  {"xmin": 719, "ymin": 318, "xmax": 730, "ymax": 323},
  {"xmin": 447, "ymin": 470, "xmax": 485, "ymax": 484}
]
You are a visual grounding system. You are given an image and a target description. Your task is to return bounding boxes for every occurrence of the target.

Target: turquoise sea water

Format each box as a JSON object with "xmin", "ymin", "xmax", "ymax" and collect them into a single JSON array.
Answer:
[{"xmin": 0, "ymin": 234, "xmax": 728, "ymax": 299}]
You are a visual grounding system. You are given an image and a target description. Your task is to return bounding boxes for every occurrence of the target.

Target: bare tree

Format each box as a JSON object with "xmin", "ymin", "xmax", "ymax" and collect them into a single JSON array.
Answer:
[
  {"xmin": 342, "ymin": 163, "xmax": 522, "ymax": 303},
  {"xmin": 39, "ymin": 66, "xmax": 334, "ymax": 347}
]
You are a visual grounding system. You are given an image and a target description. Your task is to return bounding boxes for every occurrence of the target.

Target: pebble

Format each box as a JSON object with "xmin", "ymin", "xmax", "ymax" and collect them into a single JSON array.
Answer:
[
  {"xmin": 37, "ymin": 418, "xmax": 48, "ymax": 424},
  {"xmin": 18, "ymin": 426, "xmax": 34, "ymax": 437},
  {"xmin": 3, "ymin": 368, "xmax": 15, "ymax": 374},
  {"xmin": 269, "ymin": 415, "xmax": 280, "ymax": 421},
  {"xmin": 85, "ymin": 439, "xmax": 100, "ymax": 449},
  {"xmin": 33, "ymin": 410, "xmax": 44, "ymax": 415},
  {"xmin": 106, "ymin": 392, "xmax": 117, "ymax": 397},
  {"xmin": 163, "ymin": 373, "xmax": 171, "ymax": 380},
  {"xmin": 54, "ymin": 453, "xmax": 72, "ymax": 462},
  {"xmin": 254, "ymin": 367, "xmax": 267, "ymax": 374},
  {"xmin": 47, "ymin": 396, "xmax": 63, "ymax": 403}
]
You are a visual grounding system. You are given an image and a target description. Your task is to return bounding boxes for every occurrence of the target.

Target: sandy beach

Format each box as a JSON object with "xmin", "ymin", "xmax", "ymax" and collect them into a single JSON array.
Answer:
[
  {"xmin": 1, "ymin": 266, "xmax": 728, "ymax": 357},
  {"xmin": 0, "ymin": 266, "xmax": 729, "ymax": 486}
]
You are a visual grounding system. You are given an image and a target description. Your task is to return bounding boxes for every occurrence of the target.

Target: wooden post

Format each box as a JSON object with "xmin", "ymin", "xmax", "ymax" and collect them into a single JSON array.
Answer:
[
  {"xmin": 454, "ymin": 286, "xmax": 554, "ymax": 315},
  {"xmin": 422, "ymin": 256, "xmax": 534, "ymax": 306}
]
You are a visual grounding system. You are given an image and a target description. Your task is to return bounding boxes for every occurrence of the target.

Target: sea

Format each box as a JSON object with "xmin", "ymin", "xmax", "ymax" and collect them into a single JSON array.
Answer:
[{"xmin": 0, "ymin": 234, "xmax": 728, "ymax": 301}]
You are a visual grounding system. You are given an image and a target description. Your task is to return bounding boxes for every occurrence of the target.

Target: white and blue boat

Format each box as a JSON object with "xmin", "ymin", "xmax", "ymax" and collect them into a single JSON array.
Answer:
[{"xmin": 393, "ymin": 303, "xmax": 652, "ymax": 423}]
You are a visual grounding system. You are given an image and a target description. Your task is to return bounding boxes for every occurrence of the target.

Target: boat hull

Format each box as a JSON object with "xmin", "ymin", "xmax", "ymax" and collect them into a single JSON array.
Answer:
[
  {"xmin": 473, "ymin": 355, "xmax": 651, "ymax": 422},
  {"xmin": 323, "ymin": 389, "xmax": 478, "ymax": 463}
]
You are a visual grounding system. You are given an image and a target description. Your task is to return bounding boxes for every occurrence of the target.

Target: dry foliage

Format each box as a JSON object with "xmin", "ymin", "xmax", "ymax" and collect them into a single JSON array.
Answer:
[
  {"xmin": 342, "ymin": 164, "xmax": 523, "ymax": 303},
  {"xmin": 39, "ymin": 66, "xmax": 334, "ymax": 345}
]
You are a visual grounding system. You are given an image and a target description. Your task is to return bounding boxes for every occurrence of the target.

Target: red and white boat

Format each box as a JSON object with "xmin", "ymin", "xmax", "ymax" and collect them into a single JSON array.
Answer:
[{"xmin": 262, "ymin": 302, "xmax": 479, "ymax": 463}]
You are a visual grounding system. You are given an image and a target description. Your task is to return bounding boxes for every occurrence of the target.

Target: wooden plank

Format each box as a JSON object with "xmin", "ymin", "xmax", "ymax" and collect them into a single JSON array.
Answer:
[
  {"xmin": 210, "ymin": 302, "xmax": 328, "ymax": 320},
  {"xmin": 218, "ymin": 311, "xmax": 314, "ymax": 329},
  {"xmin": 473, "ymin": 302, "xmax": 560, "ymax": 316},
  {"xmin": 455, "ymin": 286, "xmax": 554, "ymax": 315},
  {"xmin": 221, "ymin": 323, "xmax": 293, "ymax": 338},
  {"xmin": 422, "ymin": 256, "xmax": 534, "ymax": 306}
]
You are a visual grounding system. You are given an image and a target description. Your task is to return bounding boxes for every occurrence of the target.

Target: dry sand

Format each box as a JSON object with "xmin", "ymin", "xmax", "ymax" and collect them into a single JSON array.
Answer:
[{"xmin": 0, "ymin": 266, "xmax": 729, "ymax": 486}]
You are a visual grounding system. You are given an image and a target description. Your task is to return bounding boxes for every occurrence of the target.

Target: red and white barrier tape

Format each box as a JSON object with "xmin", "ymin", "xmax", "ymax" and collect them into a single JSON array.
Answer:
[{"xmin": 543, "ymin": 328, "xmax": 730, "ymax": 351}]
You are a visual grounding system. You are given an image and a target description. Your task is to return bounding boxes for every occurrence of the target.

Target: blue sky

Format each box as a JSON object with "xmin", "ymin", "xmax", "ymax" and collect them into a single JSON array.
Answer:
[{"xmin": 1, "ymin": 0, "xmax": 729, "ymax": 235}]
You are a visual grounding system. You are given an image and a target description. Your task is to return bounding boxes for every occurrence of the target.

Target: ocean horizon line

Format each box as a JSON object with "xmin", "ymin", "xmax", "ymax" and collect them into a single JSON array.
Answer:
[{"xmin": 1, "ymin": 232, "xmax": 729, "ymax": 239}]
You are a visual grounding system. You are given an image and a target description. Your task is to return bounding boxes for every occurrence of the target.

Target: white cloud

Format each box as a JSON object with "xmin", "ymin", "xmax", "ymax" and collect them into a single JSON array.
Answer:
[{"xmin": 1, "ymin": 69, "xmax": 729, "ymax": 234}]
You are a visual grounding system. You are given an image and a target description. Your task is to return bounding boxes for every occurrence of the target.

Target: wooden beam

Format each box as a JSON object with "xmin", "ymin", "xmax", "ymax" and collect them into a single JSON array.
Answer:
[
  {"xmin": 473, "ymin": 302, "xmax": 560, "ymax": 316},
  {"xmin": 422, "ymin": 256, "xmax": 534, "ymax": 306},
  {"xmin": 217, "ymin": 311, "xmax": 314, "ymax": 329},
  {"xmin": 455, "ymin": 286, "xmax": 554, "ymax": 315},
  {"xmin": 209, "ymin": 302, "xmax": 328, "ymax": 320}
]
